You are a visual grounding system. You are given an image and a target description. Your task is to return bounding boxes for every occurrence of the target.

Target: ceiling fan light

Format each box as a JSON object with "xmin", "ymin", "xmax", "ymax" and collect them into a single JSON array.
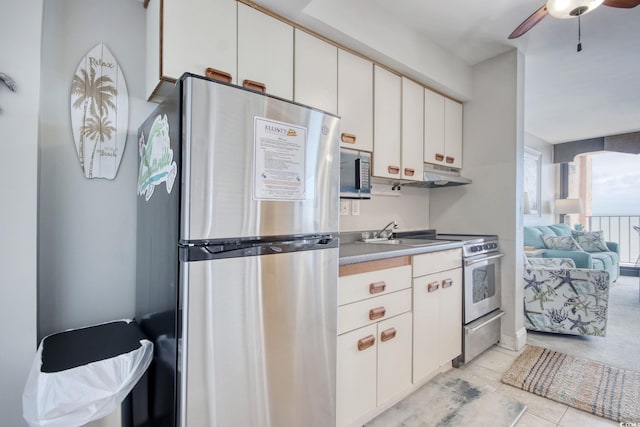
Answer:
[{"xmin": 546, "ymin": 0, "xmax": 605, "ymax": 18}]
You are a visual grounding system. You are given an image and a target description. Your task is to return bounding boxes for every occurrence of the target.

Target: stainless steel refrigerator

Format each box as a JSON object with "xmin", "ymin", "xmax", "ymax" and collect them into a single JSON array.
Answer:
[{"xmin": 135, "ymin": 74, "xmax": 340, "ymax": 427}]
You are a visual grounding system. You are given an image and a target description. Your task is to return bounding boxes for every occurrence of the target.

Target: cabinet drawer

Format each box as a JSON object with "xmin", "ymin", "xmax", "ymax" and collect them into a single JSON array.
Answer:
[
  {"xmin": 338, "ymin": 289, "xmax": 411, "ymax": 335},
  {"xmin": 412, "ymin": 249, "xmax": 462, "ymax": 277},
  {"xmin": 338, "ymin": 265, "xmax": 411, "ymax": 306}
]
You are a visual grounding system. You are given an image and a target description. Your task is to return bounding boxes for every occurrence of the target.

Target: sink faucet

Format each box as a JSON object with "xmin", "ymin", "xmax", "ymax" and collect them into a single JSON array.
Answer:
[{"xmin": 374, "ymin": 220, "xmax": 399, "ymax": 239}]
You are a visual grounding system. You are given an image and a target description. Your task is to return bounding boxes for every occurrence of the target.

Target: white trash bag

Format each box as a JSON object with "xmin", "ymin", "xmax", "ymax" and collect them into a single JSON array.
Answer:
[{"xmin": 22, "ymin": 321, "xmax": 153, "ymax": 427}]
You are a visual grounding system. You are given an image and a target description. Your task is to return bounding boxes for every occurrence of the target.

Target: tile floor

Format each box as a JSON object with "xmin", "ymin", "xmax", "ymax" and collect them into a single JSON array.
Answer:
[
  {"xmin": 454, "ymin": 344, "xmax": 618, "ymax": 426},
  {"xmin": 450, "ymin": 274, "xmax": 640, "ymax": 427}
]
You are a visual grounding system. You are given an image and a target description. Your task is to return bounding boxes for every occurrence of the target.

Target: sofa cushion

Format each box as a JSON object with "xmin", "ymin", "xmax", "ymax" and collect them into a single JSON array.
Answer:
[
  {"xmin": 548, "ymin": 223, "xmax": 572, "ymax": 236},
  {"xmin": 541, "ymin": 234, "xmax": 583, "ymax": 251},
  {"xmin": 572, "ymin": 230, "xmax": 609, "ymax": 252},
  {"xmin": 590, "ymin": 252, "xmax": 613, "ymax": 270},
  {"xmin": 527, "ymin": 257, "xmax": 576, "ymax": 268},
  {"xmin": 524, "ymin": 224, "xmax": 573, "ymax": 249},
  {"xmin": 591, "ymin": 251, "xmax": 619, "ymax": 266}
]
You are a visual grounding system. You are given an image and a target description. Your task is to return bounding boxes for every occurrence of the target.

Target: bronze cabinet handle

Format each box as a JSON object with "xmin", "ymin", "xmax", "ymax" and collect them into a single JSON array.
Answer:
[
  {"xmin": 380, "ymin": 327, "xmax": 397, "ymax": 342},
  {"xmin": 205, "ymin": 67, "xmax": 232, "ymax": 84},
  {"xmin": 442, "ymin": 278, "xmax": 453, "ymax": 289},
  {"xmin": 369, "ymin": 306, "xmax": 386, "ymax": 320},
  {"xmin": 404, "ymin": 168, "xmax": 415, "ymax": 176},
  {"xmin": 427, "ymin": 281, "xmax": 440, "ymax": 293},
  {"xmin": 357, "ymin": 335, "xmax": 375, "ymax": 351},
  {"xmin": 388, "ymin": 165, "xmax": 400, "ymax": 175},
  {"xmin": 445, "ymin": 156, "xmax": 455, "ymax": 164},
  {"xmin": 243, "ymin": 79, "xmax": 267, "ymax": 93},
  {"xmin": 369, "ymin": 281, "xmax": 387, "ymax": 294},
  {"xmin": 341, "ymin": 133, "xmax": 356, "ymax": 144},
  {"xmin": 435, "ymin": 153, "xmax": 445, "ymax": 161}
]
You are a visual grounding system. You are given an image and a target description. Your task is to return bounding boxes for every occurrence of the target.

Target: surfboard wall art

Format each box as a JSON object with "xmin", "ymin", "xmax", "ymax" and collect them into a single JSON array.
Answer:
[{"xmin": 70, "ymin": 43, "xmax": 128, "ymax": 179}]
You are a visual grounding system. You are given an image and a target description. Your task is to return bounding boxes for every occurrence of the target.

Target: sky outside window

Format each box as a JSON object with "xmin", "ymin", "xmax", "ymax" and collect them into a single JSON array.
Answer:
[{"xmin": 591, "ymin": 152, "xmax": 640, "ymax": 216}]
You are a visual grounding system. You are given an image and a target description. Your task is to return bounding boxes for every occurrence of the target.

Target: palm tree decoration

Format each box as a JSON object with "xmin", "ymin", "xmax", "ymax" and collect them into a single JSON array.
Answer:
[
  {"xmin": 80, "ymin": 115, "xmax": 117, "ymax": 178},
  {"xmin": 70, "ymin": 43, "xmax": 129, "ymax": 179},
  {"xmin": 70, "ymin": 65, "xmax": 117, "ymax": 171}
]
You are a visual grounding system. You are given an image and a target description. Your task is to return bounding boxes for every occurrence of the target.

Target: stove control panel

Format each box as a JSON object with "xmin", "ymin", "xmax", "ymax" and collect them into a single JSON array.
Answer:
[{"xmin": 464, "ymin": 241, "xmax": 499, "ymax": 257}]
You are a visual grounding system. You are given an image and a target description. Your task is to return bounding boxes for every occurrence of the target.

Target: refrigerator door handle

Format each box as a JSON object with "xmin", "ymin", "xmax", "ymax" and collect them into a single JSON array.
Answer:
[{"xmin": 182, "ymin": 237, "xmax": 339, "ymax": 262}]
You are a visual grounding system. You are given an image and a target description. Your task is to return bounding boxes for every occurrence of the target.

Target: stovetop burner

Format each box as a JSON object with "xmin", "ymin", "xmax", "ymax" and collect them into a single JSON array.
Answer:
[
  {"xmin": 394, "ymin": 231, "xmax": 500, "ymax": 258},
  {"xmin": 434, "ymin": 233, "xmax": 499, "ymax": 258}
]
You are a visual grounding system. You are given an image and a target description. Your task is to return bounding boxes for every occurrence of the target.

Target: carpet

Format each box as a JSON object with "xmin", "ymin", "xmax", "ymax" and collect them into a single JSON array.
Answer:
[
  {"xmin": 502, "ymin": 345, "xmax": 640, "ymax": 423},
  {"xmin": 366, "ymin": 371, "xmax": 526, "ymax": 427}
]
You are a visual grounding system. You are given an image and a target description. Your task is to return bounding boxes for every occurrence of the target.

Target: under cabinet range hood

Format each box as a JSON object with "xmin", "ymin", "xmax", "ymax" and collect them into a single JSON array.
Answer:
[{"xmin": 417, "ymin": 164, "xmax": 472, "ymax": 188}]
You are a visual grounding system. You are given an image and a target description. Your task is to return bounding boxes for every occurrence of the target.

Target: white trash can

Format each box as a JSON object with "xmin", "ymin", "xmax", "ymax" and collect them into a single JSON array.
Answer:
[{"xmin": 22, "ymin": 320, "xmax": 153, "ymax": 427}]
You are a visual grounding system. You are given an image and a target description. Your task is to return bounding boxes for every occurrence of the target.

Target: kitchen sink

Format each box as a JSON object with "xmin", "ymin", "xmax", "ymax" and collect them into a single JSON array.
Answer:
[{"xmin": 360, "ymin": 238, "xmax": 445, "ymax": 247}]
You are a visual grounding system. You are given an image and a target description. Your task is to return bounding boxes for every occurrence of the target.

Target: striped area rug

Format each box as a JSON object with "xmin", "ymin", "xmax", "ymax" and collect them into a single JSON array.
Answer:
[{"xmin": 502, "ymin": 345, "xmax": 640, "ymax": 422}]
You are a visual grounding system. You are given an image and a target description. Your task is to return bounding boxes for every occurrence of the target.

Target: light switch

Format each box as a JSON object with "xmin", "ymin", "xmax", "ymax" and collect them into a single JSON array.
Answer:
[
  {"xmin": 340, "ymin": 199, "xmax": 350, "ymax": 216},
  {"xmin": 351, "ymin": 199, "xmax": 360, "ymax": 216}
]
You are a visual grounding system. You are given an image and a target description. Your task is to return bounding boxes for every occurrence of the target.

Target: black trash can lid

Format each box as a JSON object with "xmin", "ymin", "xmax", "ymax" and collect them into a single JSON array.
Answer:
[{"xmin": 41, "ymin": 320, "xmax": 148, "ymax": 373}]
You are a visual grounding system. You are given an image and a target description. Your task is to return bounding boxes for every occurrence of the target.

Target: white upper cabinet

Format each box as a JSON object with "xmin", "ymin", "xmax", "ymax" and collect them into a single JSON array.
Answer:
[
  {"xmin": 424, "ymin": 87, "xmax": 463, "ymax": 168},
  {"xmin": 338, "ymin": 50, "xmax": 373, "ymax": 151},
  {"xmin": 444, "ymin": 98, "xmax": 463, "ymax": 168},
  {"xmin": 146, "ymin": 0, "xmax": 237, "ymax": 100},
  {"xmin": 401, "ymin": 78, "xmax": 424, "ymax": 182},
  {"xmin": 237, "ymin": 3, "xmax": 293, "ymax": 100},
  {"xmin": 424, "ymin": 88, "xmax": 445, "ymax": 165},
  {"xmin": 294, "ymin": 30, "xmax": 337, "ymax": 114},
  {"xmin": 373, "ymin": 66, "xmax": 401, "ymax": 179}
]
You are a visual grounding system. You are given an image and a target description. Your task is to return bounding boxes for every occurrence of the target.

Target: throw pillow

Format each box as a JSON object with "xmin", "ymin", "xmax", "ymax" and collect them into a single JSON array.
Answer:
[
  {"xmin": 572, "ymin": 230, "xmax": 609, "ymax": 252},
  {"xmin": 541, "ymin": 234, "xmax": 583, "ymax": 251}
]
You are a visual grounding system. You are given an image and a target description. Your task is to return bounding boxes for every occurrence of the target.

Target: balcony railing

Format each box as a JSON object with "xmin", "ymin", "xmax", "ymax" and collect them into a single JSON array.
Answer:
[{"xmin": 587, "ymin": 215, "xmax": 640, "ymax": 266}]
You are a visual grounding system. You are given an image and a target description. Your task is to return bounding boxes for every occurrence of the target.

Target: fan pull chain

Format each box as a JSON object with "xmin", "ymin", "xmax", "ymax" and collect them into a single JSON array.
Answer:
[{"xmin": 577, "ymin": 10, "xmax": 583, "ymax": 52}]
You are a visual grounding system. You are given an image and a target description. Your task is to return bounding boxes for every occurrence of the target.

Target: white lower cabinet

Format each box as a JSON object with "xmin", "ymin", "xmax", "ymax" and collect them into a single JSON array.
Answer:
[
  {"xmin": 412, "ymin": 266, "xmax": 462, "ymax": 383},
  {"xmin": 336, "ymin": 312, "xmax": 412, "ymax": 427},
  {"xmin": 376, "ymin": 313, "xmax": 412, "ymax": 404}
]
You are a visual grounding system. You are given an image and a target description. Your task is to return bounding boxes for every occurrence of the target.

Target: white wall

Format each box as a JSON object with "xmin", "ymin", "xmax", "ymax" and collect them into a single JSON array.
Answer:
[
  {"xmin": 339, "ymin": 185, "xmax": 430, "ymax": 233},
  {"xmin": 524, "ymin": 132, "xmax": 557, "ymax": 226},
  {"xmin": 38, "ymin": 0, "xmax": 154, "ymax": 338},
  {"xmin": 0, "ymin": 1, "xmax": 42, "ymax": 425},
  {"xmin": 429, "ymin": 49, "xmax": 526, "ymax": 351}
]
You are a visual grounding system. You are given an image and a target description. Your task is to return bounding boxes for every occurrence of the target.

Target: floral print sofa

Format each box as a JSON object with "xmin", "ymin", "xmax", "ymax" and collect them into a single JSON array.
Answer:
[
  {"xmin": 524, "ymin": 224, "xmax": 619, "ymax": 281},
  {"xmin": 523, "ymin": 257, "xmax": 610, "ymax": 336}
]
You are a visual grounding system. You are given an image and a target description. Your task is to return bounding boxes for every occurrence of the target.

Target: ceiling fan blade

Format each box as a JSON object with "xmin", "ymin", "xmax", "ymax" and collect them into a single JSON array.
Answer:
[
  {"xmin": 508, "ymin": 4, "xmax": 549, "ymax": 39},
  {"xmin": 603, "ymin": 0, "xmax": 640, "ymax": 7}
]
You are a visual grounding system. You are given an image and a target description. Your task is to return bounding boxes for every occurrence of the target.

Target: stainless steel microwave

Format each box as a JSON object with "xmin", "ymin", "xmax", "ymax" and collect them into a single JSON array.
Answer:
[{"xmin": 340, "ymin": 148, "xmax": 371, "ymax": 199}]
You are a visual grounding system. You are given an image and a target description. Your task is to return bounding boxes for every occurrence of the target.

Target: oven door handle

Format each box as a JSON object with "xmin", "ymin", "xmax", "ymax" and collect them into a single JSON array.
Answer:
[
  {"xmin": 466, "ymin": 310, "xmax": 505, "ymax": 333},
  {"xmin": 465, "ymin": 253, "xmax": 504, "ymax": 267}
]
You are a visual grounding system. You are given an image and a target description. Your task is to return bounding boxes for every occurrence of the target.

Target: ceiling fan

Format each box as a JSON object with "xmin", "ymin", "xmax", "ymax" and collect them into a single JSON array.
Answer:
[{"xmin": 509, "ymin": 0, "xmax": 640, "ymax": 43}]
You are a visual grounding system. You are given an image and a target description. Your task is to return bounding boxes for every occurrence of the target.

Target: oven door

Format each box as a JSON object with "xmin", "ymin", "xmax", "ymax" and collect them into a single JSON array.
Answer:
[{"xmin": 463, "ymin": 253, "xmax": 504, "ymax": 324}]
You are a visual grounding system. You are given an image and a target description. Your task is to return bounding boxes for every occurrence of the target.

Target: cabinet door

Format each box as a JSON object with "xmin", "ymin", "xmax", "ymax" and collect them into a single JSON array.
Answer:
[
  {"xmin": 377, "ymin": 312, "xmax": 412, "ymax": 405},
  {"xmin": 337, "ymin": 324, "xmax": 378, "ymax": 427},
  {"xmin": 401, "ymin": 78, "xmax": 424, "ymax": 181},
  {"xmin": 373, "ymin": 66, "xmax": 401, "ymax": 179},
  {"xmin": 412, "ymin": 274, "xmax": 440, "ymax": 382},
  {"xmin": 294, "ymin": 30, "xmax": 337, "ymax": 114},
  {"xmin": 238, "ymin": 3, "xmax": 293, "ymax": 100},
  {"xmin": 337, "ymin": 50, "xmax": 373, "ymax": 151},
  {"xmin": 444, "ymin": 98, "xmax": 463, "ymax": 168},
  {"xmin": 147, "ymin": 0, "xmax": 237, "ymax": 100},
  {"xmin": 439, "ymin": 267, "xmax": 462, "ymax": 365},
  {"xmin": 423, "ymin": 88, "xmax": 445, "ymax": 166}
]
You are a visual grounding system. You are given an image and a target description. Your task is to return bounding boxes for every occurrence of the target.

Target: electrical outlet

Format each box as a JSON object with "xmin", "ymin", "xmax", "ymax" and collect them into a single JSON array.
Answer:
[
  {"xmin": 339, "ymin": 199, "xmax": 350, "ymax": 216},
  {"xmin": 351, "ymin": 199, "xmax": 360, "ymax": 216}
]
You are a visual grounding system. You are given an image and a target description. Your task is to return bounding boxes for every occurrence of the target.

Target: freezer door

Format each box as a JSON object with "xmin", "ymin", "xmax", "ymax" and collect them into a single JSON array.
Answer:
[
  {"xmin": 180, "ymin": 247, "xmax": 337, "ymax": 427},
  {"xmin": 181, "ymin": 76, "xmax": 340, "ymax": 242}
]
